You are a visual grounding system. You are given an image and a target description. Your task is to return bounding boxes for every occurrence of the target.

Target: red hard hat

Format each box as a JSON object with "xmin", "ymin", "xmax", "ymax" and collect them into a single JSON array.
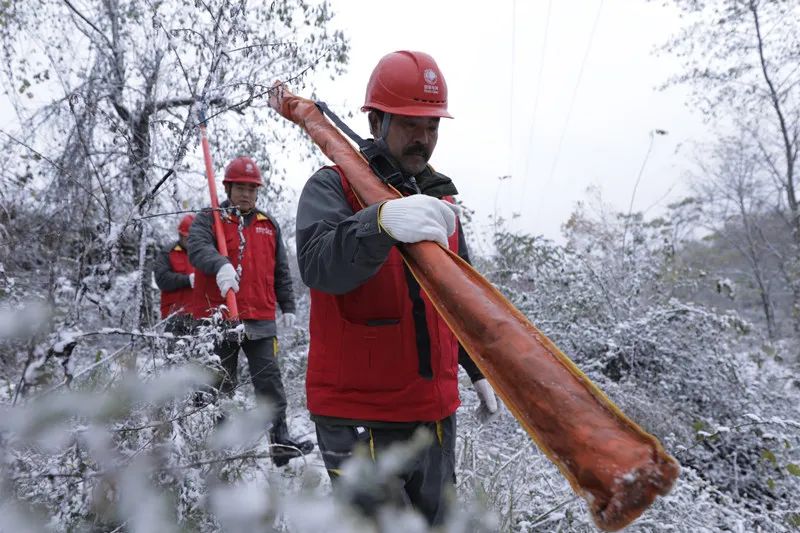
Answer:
[
  {"xmin": 177, "ymin": 214, "xmax": 195, "ymax": 237},
  {"xmin": 362, "ymin": 51, "xmax": 453, "ymax": 118},
  {"xmin": 223, "ymin": 156, "xmax": 263, "ymax": 186}
]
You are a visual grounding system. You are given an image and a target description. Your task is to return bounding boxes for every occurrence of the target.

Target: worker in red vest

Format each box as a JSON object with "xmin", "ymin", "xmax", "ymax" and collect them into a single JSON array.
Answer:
[
  {"xmin": 295, "ymin": 51, "xmax": 498, "ymax": 525},
  {"xmin": 154, "ymin": 214, "xmax": 196, "ymax": 335},
  {"xmin": 188, "ymin": 156, "xmax": 313, "ymax": 467}
]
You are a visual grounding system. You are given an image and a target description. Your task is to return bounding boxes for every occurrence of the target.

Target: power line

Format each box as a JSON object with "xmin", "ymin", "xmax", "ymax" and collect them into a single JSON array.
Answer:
[
  {"xmin": 541, "ymin": 0, "xmax": 604, "ymax": 191},
  {"xmin": 519, "ymin": 0, "xmax": 553, "ymax": 214},
  {"xmin": 494, "ymin": 0, "xmax": 518, "ymax": 230},
  {"xmin": 621, "ymin": 128, "xmax": 668, "ymax": 253},
  {"xmin": 509, "ymin": 0, "xmax": 516, "ymax": 179}
]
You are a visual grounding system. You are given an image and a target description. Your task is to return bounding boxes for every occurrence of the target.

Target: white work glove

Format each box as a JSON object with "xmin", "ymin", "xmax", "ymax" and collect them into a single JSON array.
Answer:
[
  {"xmin": 474, "ymin": 378, "xmax": 499, "ymax": 423},
  {"xmin": 188, "ymin": 273, "xmax": 195, "ymax": 288},
  {"xmin": 281, "ymin": 312, "xmax": 296, "ymax": 329},
  {"xmin": 379, "ymin": 195, "xmax": 460, "ymax": 247},
  {"xmin": 215, "ymin": 263, "xmax": 239, "ymax": 298}
]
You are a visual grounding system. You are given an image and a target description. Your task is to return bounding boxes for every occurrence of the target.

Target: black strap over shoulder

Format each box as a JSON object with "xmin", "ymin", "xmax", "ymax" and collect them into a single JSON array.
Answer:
[
  {"xmin": 315, "ymin": 101, "xmax": 419, "ymax": 194},
  {"xmin": 315, "ymin": 101, "xmax": 371, "ymax": 151},
  {"xmin": 403, "ymin": 264, "xmax": 433, "ymax": 380}
]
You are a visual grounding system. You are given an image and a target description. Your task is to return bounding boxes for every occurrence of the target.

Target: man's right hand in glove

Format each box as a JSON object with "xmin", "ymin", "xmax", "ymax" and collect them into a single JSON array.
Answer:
[
  {"xmin": 378, "ymin": 195, "xmax": 459, "ymax": 247},
  {"xmin": 216, "ymin": 263, "xmax": 239, "ymax": 298}
]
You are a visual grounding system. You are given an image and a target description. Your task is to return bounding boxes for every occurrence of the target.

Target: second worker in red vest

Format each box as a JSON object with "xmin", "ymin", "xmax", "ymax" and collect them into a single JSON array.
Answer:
[
  {"xmin": 296, "ymin": 50, "xmax": 498, "ymax": 525},
  {"xmin": 154, "ymin": 214, "xmax": 196, "ymax": 336},
  {"xmin": 189, "ymin": 156, "xmax": 313, "ymax": 467}
]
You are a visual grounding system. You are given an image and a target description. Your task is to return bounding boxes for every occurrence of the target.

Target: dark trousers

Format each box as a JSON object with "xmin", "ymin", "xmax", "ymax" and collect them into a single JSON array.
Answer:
[
  {"xmin": 165, "ymin": 314, "xmax": 196, "ymax": 336},
  {"xmin": 315, "ymin": 414, "xmax": 456, "ymax": 526},
  {"xmin": 214, "ymin": 336, "xmax": 287, "ymax": 423}
]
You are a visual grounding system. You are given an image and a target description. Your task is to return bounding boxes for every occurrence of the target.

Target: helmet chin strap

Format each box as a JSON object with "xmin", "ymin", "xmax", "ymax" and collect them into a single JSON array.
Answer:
[
  {"xmin": 375, "ymin": 112, "xmax": 421, "ymax": 193},
  {"xmin": 379, "ymin": 112, "xmax": 392, "ymax": 140},
  {"xmin": 372, "ymin": 111, "xmax": 394, "ymax": 167}
]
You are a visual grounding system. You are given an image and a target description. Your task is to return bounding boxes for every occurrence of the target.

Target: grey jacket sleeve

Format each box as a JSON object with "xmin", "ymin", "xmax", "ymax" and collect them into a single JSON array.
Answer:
[
  {"xmin": 456, "ymin": 218, "xmax": 471, "ymax": 265},
  {"xmin": 153, "ymin": 246, "xmax": 191, "ymax": 291},
  {"xmin": 454, "ymin": 218, "xmax": 485, "ymax": 382},
  {"xmin": 187, "ymin": 209, "xmax": 230, "ymax": 276},
  {"xmin": 272, "ymin": 219, "xmax": 297, "ymax": 314},
  {"xmin": 296, "ymin": 168, "xmax": 397, "ymax": 295}
]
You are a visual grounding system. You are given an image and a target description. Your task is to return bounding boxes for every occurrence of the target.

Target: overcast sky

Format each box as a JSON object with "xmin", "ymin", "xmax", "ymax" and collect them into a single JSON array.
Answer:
[
  {"xmin": 0, "ymin": 0, "xmax": 714, "ymax": 248},
  {"xmin": 296, "ymin": 0, "xmax": 713, "ymax": 248}
]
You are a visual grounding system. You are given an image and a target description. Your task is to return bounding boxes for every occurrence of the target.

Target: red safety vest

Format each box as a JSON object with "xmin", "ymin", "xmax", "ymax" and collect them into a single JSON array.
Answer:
[
  {"xmin": 192, "ymin": 211, "xmax": 278, "ymax": 320},
  {"xmin": 160, "ymin": 245, "xmax": 195, "ymax": 319},
  {"xmin": 306, "ymin": 166, "xmax": 461, "ymax": 422}
]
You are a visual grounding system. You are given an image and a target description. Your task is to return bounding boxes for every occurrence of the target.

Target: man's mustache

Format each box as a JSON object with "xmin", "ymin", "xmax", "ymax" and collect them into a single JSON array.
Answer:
[{"xmin": 403, "ymin": 144, "xmax": 429, "ymax": 159}]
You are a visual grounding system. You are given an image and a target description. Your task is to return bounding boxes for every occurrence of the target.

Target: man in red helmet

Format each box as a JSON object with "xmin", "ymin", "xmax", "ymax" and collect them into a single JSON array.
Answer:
[
  {"xmin": 189, "ymin": 156, "xmax": 313, "ymax": 467},
  {"xmin": 154, "ymin": 214, "xmax": 196, "ymax": 335},
  {"xmin": 295, "ymin": 51, "xmax": 498, "ymax": 524}
]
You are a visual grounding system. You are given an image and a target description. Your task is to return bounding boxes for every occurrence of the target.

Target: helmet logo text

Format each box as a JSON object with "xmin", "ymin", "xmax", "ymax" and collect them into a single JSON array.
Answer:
[
  {"xmin": 423, "ymin": 68, "xmax": 439, "ymax": 94},
  {"xmin": 424, "ymin": 68, "xmax": 437, "ymax": 84}
]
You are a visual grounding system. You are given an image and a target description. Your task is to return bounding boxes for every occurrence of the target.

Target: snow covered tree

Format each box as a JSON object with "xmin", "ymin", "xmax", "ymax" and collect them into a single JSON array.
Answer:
[
  {"xmin": 0, "ymin": 0, "xmax": 348, "ymax": 328},
  {"xmin": 689, "ymin": 133, "xmax": 784, "ymax": 338},
  {"xmin": 660, "ymin": 0, "xmax": 800, "ymax": 331},
  {"xmin": 487, "ymin": 194, "xmax": 799, "ymax": 530}
]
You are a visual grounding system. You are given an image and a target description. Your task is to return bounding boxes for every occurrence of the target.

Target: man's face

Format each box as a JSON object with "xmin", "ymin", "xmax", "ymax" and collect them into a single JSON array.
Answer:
[
  {"xmin": 227, "ymin": 182, "xmax": 259, "ymax": 213},
  {"xmin": 373, "ymin": 114, "xmax": 440, "ymax": 176},
  {"xmin": 179, "ymin": 235, "xmax": 189, "ymax": 249}
]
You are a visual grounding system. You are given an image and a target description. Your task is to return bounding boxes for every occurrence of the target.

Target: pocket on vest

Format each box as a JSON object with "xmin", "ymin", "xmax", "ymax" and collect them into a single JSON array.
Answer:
[
  {"xmin": 338, "ymin": 321, "xmax": 410, "ymax": 391},
  {"xmin": 334, "ymin": 261, "xmax": 405, "ymax": 324}
]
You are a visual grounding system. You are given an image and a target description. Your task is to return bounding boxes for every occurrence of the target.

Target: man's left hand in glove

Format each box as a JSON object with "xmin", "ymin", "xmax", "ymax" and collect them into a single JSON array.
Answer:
[
  {"xmin": 474, "ymin": 378, "xmax": 499, "ymax": 423},
  {"xmin": 280, "ymin": 312, "xmax": 296, "ymax": 329}
]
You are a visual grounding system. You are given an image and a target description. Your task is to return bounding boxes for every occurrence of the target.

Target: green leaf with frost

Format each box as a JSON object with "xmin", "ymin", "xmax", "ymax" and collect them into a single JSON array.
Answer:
[{"xmin": 761, "ymin": 449, "xmax": 777, "ymax": 465}]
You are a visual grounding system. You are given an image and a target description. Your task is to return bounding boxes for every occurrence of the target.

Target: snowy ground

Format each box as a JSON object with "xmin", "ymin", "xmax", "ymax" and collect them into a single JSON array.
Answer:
[{"xmin": 1, "ymin": 288, "xmax": 798, "ymax": 532}]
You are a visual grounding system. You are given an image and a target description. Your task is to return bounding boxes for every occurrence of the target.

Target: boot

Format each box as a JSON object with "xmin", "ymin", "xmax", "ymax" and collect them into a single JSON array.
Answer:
[{"xmin": 269, "ymin": 420, "xmax": 315, "ymax": 467}]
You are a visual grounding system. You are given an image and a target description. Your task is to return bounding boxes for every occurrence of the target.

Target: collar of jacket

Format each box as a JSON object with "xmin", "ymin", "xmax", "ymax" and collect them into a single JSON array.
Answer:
[
  {"xmin": 218, "ymin": 200, "xmax": 270, "ymax": 224},
  {"xmin": 415, "ymin": 166, "xmax": 459, "ymax": 197},
  {"xmin": 365, "ymin": 137, "xmax": 459, "ymax": 197}
]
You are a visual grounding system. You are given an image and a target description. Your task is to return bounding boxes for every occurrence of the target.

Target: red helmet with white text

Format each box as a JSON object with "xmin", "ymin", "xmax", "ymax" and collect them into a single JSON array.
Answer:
[
  {"xmin": 362, "ymin": 51, "xmax": 453, "ymax": 118},
  {"xmin": 223, "ymin": 156, "xmax": 263, "ymax": 186}
]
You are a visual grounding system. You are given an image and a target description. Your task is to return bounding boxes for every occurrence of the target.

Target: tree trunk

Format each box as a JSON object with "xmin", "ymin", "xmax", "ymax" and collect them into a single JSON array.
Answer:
[
  {"xmin": 750, "ymin": 0, "xmax": 800, "ymax": 332},
  {"xmin": 754, "ymin": 269, "xmax": 777, "ymax": 339}
]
